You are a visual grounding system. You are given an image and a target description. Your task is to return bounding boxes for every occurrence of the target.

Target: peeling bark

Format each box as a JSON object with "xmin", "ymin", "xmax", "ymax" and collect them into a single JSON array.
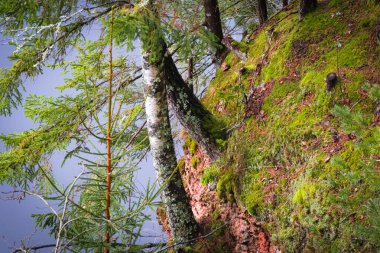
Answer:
[
  {"xmin": 142, "ymin": 50, "xmax": 198, "ymax": 244},
  {"xmin": 299, "ymin": 0, "xmax": 318, "ymax": 20}
]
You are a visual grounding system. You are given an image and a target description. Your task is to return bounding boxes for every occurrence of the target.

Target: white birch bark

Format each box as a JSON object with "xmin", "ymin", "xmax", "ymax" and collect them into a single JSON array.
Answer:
[{"xmin": 142, "ymin": 50, "xmax": 198, "ymax": 245}]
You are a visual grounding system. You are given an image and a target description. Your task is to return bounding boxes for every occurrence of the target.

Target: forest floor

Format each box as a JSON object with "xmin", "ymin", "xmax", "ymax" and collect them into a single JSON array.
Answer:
[{"xmin": 175, "ymin": 0, "xmax": 379, "ymax": 252}]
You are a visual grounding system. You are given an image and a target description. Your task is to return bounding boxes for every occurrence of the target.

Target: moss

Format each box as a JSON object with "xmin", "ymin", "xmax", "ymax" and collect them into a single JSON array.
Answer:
[
  {"xmin": 210, "ymin": 208, "xmax": 226, "ymax": 236},
  {"xmin": 247, "ymin": 32, "xmax": 267, "ymax": 63},
  {"xmin": 190, "ymin": 156, "xmax": 199, "ymax": 168},
  {"xmin": 292, "ymin": 180, "xmax": 317, "ymax": 205},
  {"xmin": 262, "ymin": 81, "xmax": 298, "ymax": 114},
  {"xmin": 328, "ymin": 0, "xmax": 349, "ymax": 8},
  {"xmin": 176, "ymin": 246, "xmax": 200, "ymax": 253},
  {"xmin": 261, "ymin": 38, "xmax": 292, "ymax": 82},
  {"xmin": 201, "ymin": 115, "xmax": 227, "ymax": 145},
  {"xmin": 197, "ymin": 1, "xmax": 379, "ymax": 251},
  {"xmin": 200, "ymin": 164, "xmax": 221, "ymax": 186},
  {"xmin": 216, "ymin": 169, "xmax": 236, "ymax": 203},
  {"xmin": 231, "ymin": 40, "xmax": 249, "ymax": 54},
  {"xmin": 177, "ymin": 158, "xmax": 185, "ymax": 173},
  {"xmin": 184, "ymin": 136, "xmax": 198, "ymax": 156},
  {"xmin": 319, "ymin": 33, "xmax": 369, "ymax": 69},
  {"xmin": 240, "ymin": 176, "xmax": 265, "ymax": 216},
  {"xmin": 189, "ymin": 140, "xmax": 197, "ymax": 156},
  {"xmin": 295, "ymin": 10, "xmax": 345, "ymax": 42}
]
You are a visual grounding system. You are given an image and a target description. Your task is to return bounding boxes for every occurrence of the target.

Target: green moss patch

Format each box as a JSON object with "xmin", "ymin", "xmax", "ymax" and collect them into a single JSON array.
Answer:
[{"xmin": 199, "ymin": 0, "xmax": 380, "ymax": 251}]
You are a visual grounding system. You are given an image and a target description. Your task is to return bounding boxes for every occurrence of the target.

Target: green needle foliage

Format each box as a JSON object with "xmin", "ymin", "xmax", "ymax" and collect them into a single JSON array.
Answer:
[{"xmin": 0, "ymin": 35, "xmax": 161, "ymax": 252}]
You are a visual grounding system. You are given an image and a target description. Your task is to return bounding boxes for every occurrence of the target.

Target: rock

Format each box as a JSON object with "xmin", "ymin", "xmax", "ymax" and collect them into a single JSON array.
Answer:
[
  {"xmin": 208, "ymin": 181, "xmax": 217, "ymax": 191},
  {"xmin": 326, "ymin": 72, "xmax": 338, "ymax": 92}
]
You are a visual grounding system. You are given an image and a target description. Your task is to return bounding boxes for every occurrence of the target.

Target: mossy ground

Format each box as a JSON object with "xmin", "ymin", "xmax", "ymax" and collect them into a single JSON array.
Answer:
[{"xmin": 200, "ymin": 0, "xmax": 379, "ymax": 251}]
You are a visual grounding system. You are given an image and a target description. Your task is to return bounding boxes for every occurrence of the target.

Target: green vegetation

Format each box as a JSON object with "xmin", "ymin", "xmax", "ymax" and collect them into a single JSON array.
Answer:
[
  {"xmin": 199, "ymin": 1, "xmax": 380, "ymax": 251},
  {"xmin": 200, "ymin": 164, "xmax": 221, "ymax": 185},
  {"xmin": 184, "ymin": 136, "xmax": 198, "ymax": 156}
]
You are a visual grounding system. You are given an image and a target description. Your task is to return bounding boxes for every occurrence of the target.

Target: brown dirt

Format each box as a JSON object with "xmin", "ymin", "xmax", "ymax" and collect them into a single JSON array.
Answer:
[
  {"xmin": 245, "ymin": 79, "xmax": 275, "ymax": 120},
  {"xmin": 180, "ymin": 146, "xmax": 276, "ymax": 253}
]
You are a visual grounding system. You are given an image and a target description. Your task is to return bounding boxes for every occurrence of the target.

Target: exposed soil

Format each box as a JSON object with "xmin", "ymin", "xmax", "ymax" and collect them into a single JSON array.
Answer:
[
  {"xmin": 245, "ymin": 80, "xmax": 274, "ymax": 120},
  {"xmin": 180, "ymin": 147, "xmax": 276, "ymax": 253}
]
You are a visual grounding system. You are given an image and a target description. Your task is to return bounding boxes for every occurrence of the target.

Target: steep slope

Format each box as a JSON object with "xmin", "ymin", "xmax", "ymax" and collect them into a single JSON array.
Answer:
[{"xmin": 181, "ymin": 0, "xmax": 380, "ymax": 252}]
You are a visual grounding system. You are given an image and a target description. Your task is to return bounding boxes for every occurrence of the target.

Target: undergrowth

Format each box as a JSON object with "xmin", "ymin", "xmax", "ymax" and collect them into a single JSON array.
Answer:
[{"xmin": 198, "ymin": 0, "xmax": 380, "ymax": 251}]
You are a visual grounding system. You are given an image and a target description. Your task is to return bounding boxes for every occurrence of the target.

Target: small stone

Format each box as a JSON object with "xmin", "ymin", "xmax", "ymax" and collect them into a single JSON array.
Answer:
[
  {"xmin": 331, "ymin": 127, "xmax": 339, "ymax": 142},
  {"xmin": 208, "ymin": 181, "xmax": 217, "ymax": 191},
  {"xmin": 240, "ymin": 244, "xmax": 248, "ymax": 250},
  {"xmin": 326, "ymin": 72, "xmax": 338, "ymax": 92}
]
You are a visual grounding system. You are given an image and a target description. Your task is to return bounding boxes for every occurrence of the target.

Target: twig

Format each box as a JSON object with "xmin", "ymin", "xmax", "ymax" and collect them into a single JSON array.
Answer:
[
  {"xmin": 154, "ymin": 222, "xmax": 230, "ymax": 252},
  {"xmin": 12, "ymin": 244, "xmax": 68, "ymax": 253},
  {"xmin": 124, "ymin": 120, "xmax": 147, "ymax": 150}
]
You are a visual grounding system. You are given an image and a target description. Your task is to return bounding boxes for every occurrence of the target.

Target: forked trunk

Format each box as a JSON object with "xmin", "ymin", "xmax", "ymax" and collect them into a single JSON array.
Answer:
[
  {"xmin": 142, "ymin": 50, "xmax": 198, "ymax": 244},
  {"xmin": 140, "ymin": 2, "xmax": 198, "ymax": 245},
  {"xmin": 141, "ymin": 1, "xmax": 226, "ymax": 163}
]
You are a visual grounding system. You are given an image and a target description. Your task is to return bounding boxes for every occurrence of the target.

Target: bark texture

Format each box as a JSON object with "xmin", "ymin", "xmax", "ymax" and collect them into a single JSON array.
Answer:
[
  {"xmin": 257, "ymin": 0, "xmax": 268, "ymax": 25},
  {"xmin": 299, "ymin": 0, "xmax": 318, "ymax": 19},
  {"xmin": 164, "ymin": 53, "xmax": 225, "ymax": 161},
  {"xmin": 141, "ymin": 1, "xmax": 225, "ymax": 162},
  {"xmin": 142, "ymin": 50, "xmax": 198, "ymax": 244},
  {"xmin": 203, "ymin": 0, "xmax": 227, "ymax": 63}
]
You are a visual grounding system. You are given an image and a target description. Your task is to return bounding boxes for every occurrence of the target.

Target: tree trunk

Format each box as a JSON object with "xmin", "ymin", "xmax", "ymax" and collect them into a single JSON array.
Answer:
[
  {"xmin": 141, "ymin": 1, "xmax": 226, "ymax": 163},
  {"xmin": 164, "ymin": 54, "xmax": 226, "ymax": 161},
  {"xmin": 203, "ymin": 0, "xmax": 227, "ymax": 64},
  {"xmin": 283, "ymin": 0, "xmax": 289, "ymax": 7},
  {"xmin": 257, "ymin": 0, "xmax": 268, "ymax": 25},
  {"xmin": 142, "ymin": 50, "xmax": 198, "ymax": 244},
  {"xmin": 299, "ymin": 0, "xmax": 318, "ymax": 20},
  {"xmin": 140, "ymin": 2, "xmax": 198, "ymax": 245}
]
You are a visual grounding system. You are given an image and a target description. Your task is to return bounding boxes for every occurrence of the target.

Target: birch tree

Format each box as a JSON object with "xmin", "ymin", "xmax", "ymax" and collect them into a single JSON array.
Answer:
[
  {"xmin": 0, "ymin": 0, "xmax": 226, "ymax": 160},
  {"xmin": 138, "ymin": 3, "xmax": 199, "ymax": 244}
]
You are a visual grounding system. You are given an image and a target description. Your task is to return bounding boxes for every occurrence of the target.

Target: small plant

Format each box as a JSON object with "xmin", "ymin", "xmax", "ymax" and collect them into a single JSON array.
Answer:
[
  {"xmin": 216, "ymin": 169, "xmax": 236, "ymax": 202},
  {"xmin": 191, "ymin": 156, "xmax": 200, "ymax": 168},
  {"xmin": 200, "ymin": 164, "xmax": 221, "ymax": 186}
]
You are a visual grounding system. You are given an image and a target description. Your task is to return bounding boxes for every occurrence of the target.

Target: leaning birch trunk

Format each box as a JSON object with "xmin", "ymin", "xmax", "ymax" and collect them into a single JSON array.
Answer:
[{"xmin": 142, "ymin": 50, "xmax": 198, "ymax": 245}]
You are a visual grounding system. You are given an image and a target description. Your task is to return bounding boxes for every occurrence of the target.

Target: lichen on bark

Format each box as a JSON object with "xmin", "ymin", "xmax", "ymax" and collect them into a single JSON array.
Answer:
[{"xmin": 140, "ymin": 4, "xmax": 198, "ymax": 244}]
